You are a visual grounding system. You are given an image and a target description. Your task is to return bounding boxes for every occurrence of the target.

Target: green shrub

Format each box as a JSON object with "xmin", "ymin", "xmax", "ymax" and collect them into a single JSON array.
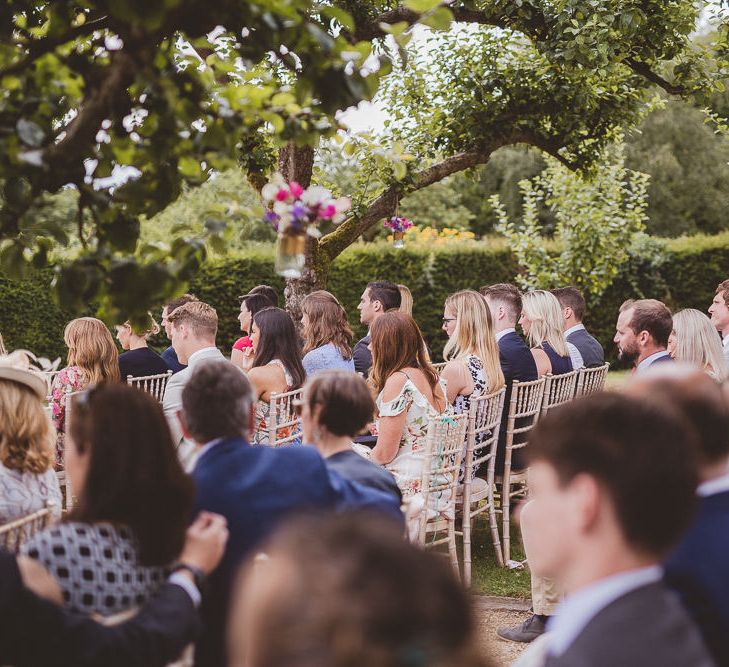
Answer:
[{"xmin": 2, "ymin": 235, "xmax": 728, "ymax": 366}]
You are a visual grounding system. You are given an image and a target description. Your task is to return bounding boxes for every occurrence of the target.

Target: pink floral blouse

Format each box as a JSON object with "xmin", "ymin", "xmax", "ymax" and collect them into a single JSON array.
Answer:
[{"xmin": 50, "ymin": 366, "xmax": 86, "ymax": 467}]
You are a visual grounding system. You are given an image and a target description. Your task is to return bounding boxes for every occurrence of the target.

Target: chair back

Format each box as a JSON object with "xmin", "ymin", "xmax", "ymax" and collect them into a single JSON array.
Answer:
[
  {"xmin": 127, "ymin": 371, "xmax": 173, "ymax": 402},
  {"xmin": 575, "ymin": 362, "xmax": 610, "ymax": 397},
  {"xmin": 464, "ymin": 387, "xmax": 506, "ymax": 483},
  {"xmin": 540, "ymin": 369, "xmax": 579, "ymax": 417},
  {"xmin": 504, "ymin": 377, "xmax": 546, "ymax": 458},
  {"xmin": 267, "ymin": 387, "xmax": 303, "ymax": 447},
  {"xmin": 42, "ymin": 370, "xmax": 62, "ymax": 402},
  {"xmin": 432, "ymin": 362, "xmax": 447, "ymax": 375},
  {"xmin": 416, "ymin": 412, "xmax": 468, "ymax": 545},
  {"xmin": 0, "ymin": 502, "xmax": 56, "ymax": 553}
]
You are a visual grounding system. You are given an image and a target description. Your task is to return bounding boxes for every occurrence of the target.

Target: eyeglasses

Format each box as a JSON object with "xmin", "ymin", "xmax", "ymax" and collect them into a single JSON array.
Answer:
[{"xmin": 442, "ymin": 317, "xmax": 456, "ymax": 325}]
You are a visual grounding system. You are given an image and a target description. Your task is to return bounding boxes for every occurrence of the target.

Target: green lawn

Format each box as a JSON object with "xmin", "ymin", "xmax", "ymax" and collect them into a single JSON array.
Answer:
[{"xmin": 604, "ymin": 368, "xmax": 630, "ymax": 390}]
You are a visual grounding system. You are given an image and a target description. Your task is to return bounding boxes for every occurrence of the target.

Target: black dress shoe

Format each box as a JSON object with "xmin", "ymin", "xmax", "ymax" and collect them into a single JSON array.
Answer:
[{"xmin": 496, "ymin": 614, "xmax": 548, "ymax": 643}]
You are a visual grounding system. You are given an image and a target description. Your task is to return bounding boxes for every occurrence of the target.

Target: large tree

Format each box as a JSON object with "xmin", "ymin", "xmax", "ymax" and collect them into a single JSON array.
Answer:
[{"xmin": 0, "ymin": 0, "xmax": 723, "ymax": 319}]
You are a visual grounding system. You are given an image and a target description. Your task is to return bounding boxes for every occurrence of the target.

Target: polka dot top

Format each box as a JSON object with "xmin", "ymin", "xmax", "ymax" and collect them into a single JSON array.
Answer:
[{"xmin": 21, "ymin": 521, "xmax": 167, "ymax": 617}]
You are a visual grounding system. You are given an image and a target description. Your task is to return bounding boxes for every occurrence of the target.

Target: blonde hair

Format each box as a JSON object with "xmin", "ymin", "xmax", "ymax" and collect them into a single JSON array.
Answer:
[
  {"xmin": 0, "ymin": 332, "xmax": 6, "ymax": 355},
  {"xmin": 672, "ymin": 309, "xmax": 728, "ymax": 381},
  {"xmin": 398, "ymin": 284, "xmax": 413, "ymax": 316},
  {"xmin": 64, "ymin": 317, "xmax": 121, "ymax": 385},
  {"xmin": 522, "ymin": 290, "xmax": 569, "ymax": 357},
  {"xmin": 167, "ymin": 301, "xmax": 218, "ymax": 339},
  {"xmin": 443, "ymin": 290, "xmax": 505, "ymax": 391},
  {"xmin": 0, "ymin": 377, "xmax": 54, "ymax": 474},
  {"xmin": 121, "ymin": 313, "xmax": 161, "ymax": 338}
]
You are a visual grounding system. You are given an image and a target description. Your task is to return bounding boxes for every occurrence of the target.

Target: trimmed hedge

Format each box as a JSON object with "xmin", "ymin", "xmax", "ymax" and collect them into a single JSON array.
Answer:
[{"xmin": 2, "ymin": 233, "xmax": 729, "ymax": 366}]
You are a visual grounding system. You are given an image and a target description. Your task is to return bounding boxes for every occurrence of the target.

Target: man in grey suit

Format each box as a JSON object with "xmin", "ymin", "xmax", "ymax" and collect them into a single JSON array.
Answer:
[
  {"xmin": 551, "ymin": 287, "xmax": 604, "ymax": 367},
  {"xmin": 162, "ymin": 301, "xmax": 226, "ymax": 470},
  {"xmin": 519, "ymin": 393, "xmax": 713, "ymax": 667}
]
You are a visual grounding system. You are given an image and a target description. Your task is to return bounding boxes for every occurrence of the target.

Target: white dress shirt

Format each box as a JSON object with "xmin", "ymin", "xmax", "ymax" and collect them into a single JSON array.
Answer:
[
  {"xmin": 723, "ymin": 335, "xmax": 729, "ymax": 363},
  {"xmin": 697, "ymin": 470, "xmax": 729, "ymax": 498},
  {"xmin": 496, "ymin": 327, "xmax": 516, "ymax": 343},
  {"xmin": 564, "ymin": 323, "xmax": 586, "ymax": 338},
  {"xmin": 566, "ymin": 342, "xmax": 584, "ymax": 370},
  {"xmin": 546, "ymin": 565, "xmax": 663, "ymax": 657},
  {"xmin": 635, "ymin": 350, "xmax": 671, "ymax": 375}
]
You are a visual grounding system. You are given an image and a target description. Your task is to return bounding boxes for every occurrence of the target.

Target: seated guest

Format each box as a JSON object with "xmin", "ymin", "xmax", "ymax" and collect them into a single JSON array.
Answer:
[
  {"xmin": 1, "ymin": 512, "xmax": 227, "ymax": 667},
  {"xmin": 398, "ymin": 283, "xmax": 413, "ymax": 316},
  {"xmin": 668, "ymin": 308, "xmax": 728, "ymax": 381},
  {"xmin": 614, "ymin": 298, "xmax": 673, "ymax": 373},
  {"xmin": 708, "ymin": 278, "xmax": 729, "ymax": 365},
  {"xmin": 248, "ymin": 307, "xmax": 306, "ymax": 445},
  {"xmin": 441, "ymin": 290, "xmax": 504, "ymax": 415},
  {"xmin": 115, "ymin": 314, "xmax": 169, "ymax": 379},
  {"xmin": 162, "ymin": 301, "xmax": 225, "ymax": 468},
  {"xmin": 481, "ymin": 283, "xmax": 538, "ymax": 470},
  {"xmin": 159, "ymin": 293, "xmax": 198, "ymax": 374},
  {"xmin": 520, "ymin": 290, "xmax": 580, "ymax": 376},
  {"xmin": 0, "ymin": 351, "xmax": 62, "ymax": 523},
  {"xmin": 519, "ymin": 393, "xmax": 711, "ymax": 666},
  {"xmin": 353, "ymin": 280, "xmax": 401, "ymax": 377},
  {"xmin": 51, "ymin": 317, "xmax": 120, "ymax": 467},
  {"xmin": 302, "ymin": 370, "xmax": 400, "ymax": 500},
  {"xmin": 551, "ymin": 286, "xmax": 605, "ymax": 367},
  {"xmin": 179, "ymin": 361, "xmax": 402, "ymax": 667},
  {"xmin": 301, "ymin": 291, "xmax": 355, "ymax": 376},
  {"xmin": 231, "ymin": 292, "xmax": 273, "ymax": 372},
  {"xmin": 366, "ymin": 312, "xmax": 448, "ymax": 499},
  {"xmin": 22, "ymin": 384, "xmax": 194, "ymax": 617},
  {"xmin": 628, "ymin": 367, "xmax": 729, "ymax": 665},
  {"xmin": 229, "ymin": 513, "xmax": 494, "ymax": 667}
]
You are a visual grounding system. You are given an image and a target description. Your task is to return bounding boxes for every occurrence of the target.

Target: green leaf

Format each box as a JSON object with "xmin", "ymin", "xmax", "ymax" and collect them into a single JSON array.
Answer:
[{"xmin": 404, "ymin": 0, "xmax": 442, "ymax": 13}]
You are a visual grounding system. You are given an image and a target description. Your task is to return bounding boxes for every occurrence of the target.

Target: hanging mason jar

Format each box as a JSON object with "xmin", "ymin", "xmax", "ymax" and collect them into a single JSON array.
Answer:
[
  {"xmin": 275, "ymin": 232, "xmax": 307, "ymax": 279},
  {"xmin": 393, "ymin": 230, "xmax": 405, "ymax": 248}
]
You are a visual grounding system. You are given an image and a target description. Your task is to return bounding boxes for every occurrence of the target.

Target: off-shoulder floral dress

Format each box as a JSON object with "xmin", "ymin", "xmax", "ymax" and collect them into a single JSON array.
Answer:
[
  {"xmin": 50, "ymin": 366, "xmax": 87, "ymax": 467},
  {"xmin": 370, "ymin": 373, "xmax": 451, "ymax": 499}
]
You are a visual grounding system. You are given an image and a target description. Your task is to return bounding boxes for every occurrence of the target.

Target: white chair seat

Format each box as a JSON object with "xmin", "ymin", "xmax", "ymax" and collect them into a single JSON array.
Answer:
[{"xmin": 456, "ymin": 477, "xmax": 491, "ymax": 504}]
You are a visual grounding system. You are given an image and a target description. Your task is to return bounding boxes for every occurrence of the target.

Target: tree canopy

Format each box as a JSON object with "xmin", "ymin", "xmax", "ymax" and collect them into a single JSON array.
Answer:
[{"xmin": 0, "ymin": 0, "xmax": 726, "ymax": 318}]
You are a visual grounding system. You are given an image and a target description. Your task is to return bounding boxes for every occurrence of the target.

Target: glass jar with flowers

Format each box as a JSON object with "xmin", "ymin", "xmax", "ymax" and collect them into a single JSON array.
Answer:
[
  {"xmin": 261, "ymin": 174, "xmax": 350, "ymax": 279},
  {"xmin": 383, "ymin": 216, "xmax": 414, "ymax": 248}
]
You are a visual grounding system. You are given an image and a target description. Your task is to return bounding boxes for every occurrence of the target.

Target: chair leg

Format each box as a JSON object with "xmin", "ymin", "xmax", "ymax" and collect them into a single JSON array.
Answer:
[
  {"xmin": 448, "ymin": 518, "xmax": 460, "ymax": 581},
  {"xmin": 502, "ymin": 485, "xmax": 511, "ymax": 564},
  {"xmin": 488, "ymin": 497, "xmax": 504, "ymax": 568},
  {"xmin": 462, "ymin": 506, "xmax": 472, "ymax": 588}
]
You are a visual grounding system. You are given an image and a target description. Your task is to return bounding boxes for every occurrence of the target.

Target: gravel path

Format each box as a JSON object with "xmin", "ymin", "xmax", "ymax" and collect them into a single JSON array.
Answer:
[{"xmin": 473, "ymin": 597, "xmax": 531, "ymax": 666}]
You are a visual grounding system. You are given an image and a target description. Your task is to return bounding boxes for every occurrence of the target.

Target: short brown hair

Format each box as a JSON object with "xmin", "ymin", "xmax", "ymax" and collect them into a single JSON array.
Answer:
[
  {"xmin": 528, "ymin": 393, "xmax": 698, "ymax": 557},
  {"xmin": 167, "ymin": 301, "xmax": 218, "ymax": 339},
  {"xmin": 480, "ymin": 283, "xmax": 522, "ymax": 323},
  {"xmin": 164, "ymin": 293, "xmax": 198, "ymax": 313},
  {"xmin": 182, "ymin": 361, "xmax": 254, "ymax": 443},
  {"xmin": 551, "ymin": 287, "xmax": 586, "ymax": 321},
  {"xmin": 715, "ymin": 279, "xmax": 729, "ymax": 309},
  {"xmin": 366, "ymin": 281, "xmax": 401, "ymax": 312},
  {"xmin": 621, "ymin": 299, "xmax": 673, "ymax": 348},
  {"xmin": 304, "ymin": 371, "xmax": 375, "ymax": 437}
]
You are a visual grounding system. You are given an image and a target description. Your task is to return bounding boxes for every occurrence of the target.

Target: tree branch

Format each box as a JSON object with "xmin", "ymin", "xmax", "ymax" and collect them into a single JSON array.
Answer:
[
  {"xmin": 0, "ymin": 15, "xmax": 109, "ymax": 79},
  {"xmin": 624, "ymin": 57, "xmax": 685, "ymax": 96}
]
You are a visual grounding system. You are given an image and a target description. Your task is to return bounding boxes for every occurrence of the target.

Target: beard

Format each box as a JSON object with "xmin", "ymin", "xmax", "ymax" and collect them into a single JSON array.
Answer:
[{"xmin": 617, "ymin": 342, "xmax": 639, "ymax": 364}]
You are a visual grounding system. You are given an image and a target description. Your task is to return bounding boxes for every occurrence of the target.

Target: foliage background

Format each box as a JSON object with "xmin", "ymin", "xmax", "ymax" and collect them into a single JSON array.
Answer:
[{"xmin": 3, "ymin": 232, "xmax": 728, "ymax": 367}]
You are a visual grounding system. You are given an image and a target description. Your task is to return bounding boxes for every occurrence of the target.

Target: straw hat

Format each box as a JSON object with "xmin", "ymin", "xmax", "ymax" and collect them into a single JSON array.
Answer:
[{"xmin": 0, "ymin": 351, "xmax": 48, "ymax": 399}]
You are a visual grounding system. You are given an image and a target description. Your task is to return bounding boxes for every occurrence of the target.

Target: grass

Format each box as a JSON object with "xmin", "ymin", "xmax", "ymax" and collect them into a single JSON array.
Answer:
[{"xmin": 605, "ymin": 368, "xmax": 630, "ymax": 390}]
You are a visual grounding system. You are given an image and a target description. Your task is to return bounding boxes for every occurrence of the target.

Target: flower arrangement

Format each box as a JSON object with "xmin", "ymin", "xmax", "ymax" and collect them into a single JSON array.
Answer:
[
  {"xmin": 261, "ymin": 173, "xmax": 350, "ymax": 238},
  {"xmin": 383, "ymin": 216, "xmax": 414, "ymax": 234}
]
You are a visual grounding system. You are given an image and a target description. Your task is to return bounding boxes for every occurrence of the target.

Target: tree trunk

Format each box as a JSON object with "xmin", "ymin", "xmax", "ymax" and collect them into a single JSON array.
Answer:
[
  {"xmin": 278, "ymin": 142, "xmax": 315, "ymax": 187},
  {"xmin": 283, "ymin": 235, "xmax": 329, "ymax": 323}
]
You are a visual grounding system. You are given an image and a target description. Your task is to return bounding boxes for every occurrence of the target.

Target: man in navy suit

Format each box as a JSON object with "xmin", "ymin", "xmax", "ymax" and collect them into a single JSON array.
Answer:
[
  {"xmin": 630, "ymin": 367, "xmax": 729, "ymax": 666},
  {"xmin": 353, "ymin": 280, "xmax": 401, "ymax": 377},
  {"xmin": 614, "ymin": 298, "xmax": 673, "ymax": 373},
  {"xmin": 481, "ymin": 283, "xmax": 538, "ymax": 470},
  {"xmin": 551, "ymin": 287, "xmax": 604, "ymax": 367},
  {"xmin": 180, "ymin": 360, "xmax": 402, "ymax": 667}
]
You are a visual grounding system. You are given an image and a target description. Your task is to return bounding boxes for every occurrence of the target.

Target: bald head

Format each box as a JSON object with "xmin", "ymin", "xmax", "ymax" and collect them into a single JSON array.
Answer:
[{"xmin": 627, "ymin": 365, "xmax": 729, "ymax": 467}]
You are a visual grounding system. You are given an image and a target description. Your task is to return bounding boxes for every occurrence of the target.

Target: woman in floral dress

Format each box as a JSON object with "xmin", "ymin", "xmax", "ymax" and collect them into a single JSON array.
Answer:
[
  {"xmin": 247, "ymin": 307, "xmax": 306, "ymax": 445},
  {"xmin": 366, "ymin": 312, "xmax": 449, "ymax": 499},
  {"xmin": 51, "ymin": 318, "xmax": 120, "ymax": 466}
]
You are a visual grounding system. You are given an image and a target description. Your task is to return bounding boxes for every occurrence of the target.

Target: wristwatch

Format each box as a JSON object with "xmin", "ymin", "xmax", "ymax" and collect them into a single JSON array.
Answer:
[{"xmin": 170, "ymin": 562, "xmax": 206, "ymax": 590}]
